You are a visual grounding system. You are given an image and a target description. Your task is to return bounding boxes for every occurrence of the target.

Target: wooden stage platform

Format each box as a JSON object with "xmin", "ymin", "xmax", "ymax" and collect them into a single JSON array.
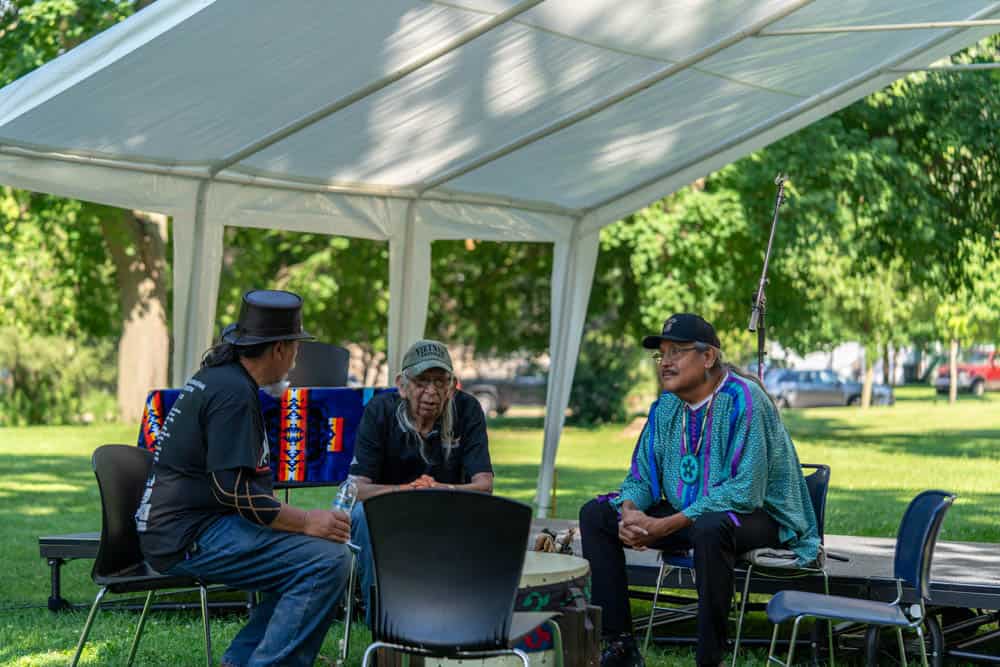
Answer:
[{"xmin": 534, "ymin": 519, "xmax": 1000, "ymax": 663}]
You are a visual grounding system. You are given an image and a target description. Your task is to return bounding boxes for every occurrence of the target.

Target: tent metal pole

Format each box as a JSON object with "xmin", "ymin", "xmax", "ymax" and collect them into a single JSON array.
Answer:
[
  {"xmin": 0, "ymin": 145, "xmax": 206, "ymax": 180},
  {"xmin": 417, "ymin": 0, "xmax": 817, "ymax": 192},
  {"xmin": 0, "ymin": 145, "xmax": 581, "ymax": 218},
  {"xmin": 578, "ymin": 2, "xmax": 1000, "ymax": 233},
  {"xmin": 209, "ymin": 0, "xmax": 545, "ymax": 175},
  {"xmin": 889, "ymin": 62, "xmax": 1000, "ymax": 72},
  {"xmin": 534, "ymin": 219, "xmax": 600, "ymax": 518},
  {"xmin": 760, "ymin": 19, "xmax": 1000, "ymax": 36}
]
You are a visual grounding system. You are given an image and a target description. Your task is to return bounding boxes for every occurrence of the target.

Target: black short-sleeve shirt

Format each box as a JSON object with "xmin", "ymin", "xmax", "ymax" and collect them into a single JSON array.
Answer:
[
  {"xmin": 349, "ymin": 390, "xmax": 492, "ymax": 486},
  {"xmin": 136, "ymin": 362, "xmax": 273, "ymax": 572}
]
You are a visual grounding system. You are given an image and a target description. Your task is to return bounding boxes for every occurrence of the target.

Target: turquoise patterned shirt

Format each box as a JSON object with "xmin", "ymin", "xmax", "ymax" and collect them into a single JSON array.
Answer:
[{"xmin": 612, "ymin": 373, "xmax": 820, "ymax": 565}]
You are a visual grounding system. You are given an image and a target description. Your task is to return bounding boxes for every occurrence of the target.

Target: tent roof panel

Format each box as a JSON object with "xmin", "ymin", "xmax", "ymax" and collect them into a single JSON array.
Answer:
[
  {"xmin": 236, "ymin": 22, "xmax": 664, "ymax": 186},
  {"xmin": 0, "ymin": 0, "xmax": 483, "ymax": 163},
  {"xmin": 0, "ymin": 0, "xmax": 995, "ymax": 223},
  {"xmin": 439, "ymin": 73, "xmax": 796, "ymax": 208}
]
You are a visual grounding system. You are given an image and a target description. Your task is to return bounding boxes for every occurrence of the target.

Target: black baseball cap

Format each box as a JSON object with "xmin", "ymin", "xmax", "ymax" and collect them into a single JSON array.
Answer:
[{"xmin": 642, "ymin": 313, "xmax": 721, "ymax": 350}]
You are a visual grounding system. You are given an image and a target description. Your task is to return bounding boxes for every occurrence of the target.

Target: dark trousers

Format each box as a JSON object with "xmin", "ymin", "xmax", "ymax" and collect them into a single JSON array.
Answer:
[{"xmin": 579, "ymin": 498, "xmax": 780, "ymax": 665}]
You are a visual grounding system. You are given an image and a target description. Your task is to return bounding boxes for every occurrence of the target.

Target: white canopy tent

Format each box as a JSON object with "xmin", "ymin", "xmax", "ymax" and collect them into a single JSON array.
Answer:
[{"xmin": 1, "ymin": 0, "xmax": 996, "ymax": 516}]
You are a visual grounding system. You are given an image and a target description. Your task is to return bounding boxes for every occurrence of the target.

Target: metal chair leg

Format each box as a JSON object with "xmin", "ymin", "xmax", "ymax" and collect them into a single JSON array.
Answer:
[
  {"xmin": 340, "ymin": 549, "xmax": 358, "ymax": 665},
  {"xmin": 895, "ymin": 627, "xmax": 908, "ymax": 667},
  {"xmin": 547, "ymin": 619, "xmax": 565, "ymax": 667},
  {"xmin": 126, "ymin": 590, "xmax": 155, "ymax": 666},
  {"xmin": 642, "ymin": 559, "xmax": 668, "ymax": 653},
  {"xmin": 70, "ymin": 586, "xmax": 108, "ymax": 667},
  {"xmin": 767, "ymin": 622, "xmax": 782, "ymax": 665},
  {"xmin": 512, "ymin": 647, "xmax": 531, "ymax": 667},
  {"xmin": 915, "ymin": 623, "xmax": 928, "ymax": 667},
  {"xmin": 200, "ymin": 584, "xmax": 212, "ymax": 667},
  {"xmin": 785, "ymin": 615, "xmax": 804, "ymax": 667},
  {"xmin": 822, "ymin": 570, "xmax": 834, "ymax": 667},
  {"xmin": 361, "ymin": 640, "xmax": 390, "ymax": 667},
  {"xmin": 732, "ymin": 563, "xmax": 754, "ymax": 667}
]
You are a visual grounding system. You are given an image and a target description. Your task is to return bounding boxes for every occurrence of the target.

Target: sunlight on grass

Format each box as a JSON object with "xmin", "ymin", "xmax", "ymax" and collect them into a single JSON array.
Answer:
[
  {"xmin": 0, "ymin": 482, "xmax": 83, "ymax": 493},
  {"xmin": 0, "ymin": 386, "xmax": 997, "ymax": 665}
]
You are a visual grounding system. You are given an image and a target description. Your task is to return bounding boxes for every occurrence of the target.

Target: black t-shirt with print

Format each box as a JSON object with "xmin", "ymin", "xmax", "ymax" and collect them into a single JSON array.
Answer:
[
  {"xmin": 136, "ymin": 361, "xmax": 273, "ymax": 572},
  {"xmin": 349, "ymin": 390, "xmax": 492, "ymax": 486}
]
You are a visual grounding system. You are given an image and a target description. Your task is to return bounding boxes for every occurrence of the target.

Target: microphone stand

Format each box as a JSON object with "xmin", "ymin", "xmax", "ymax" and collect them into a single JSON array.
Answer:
[{"xmin": 748, "ymin": 175, "xmax": 787, "ymax": 379}]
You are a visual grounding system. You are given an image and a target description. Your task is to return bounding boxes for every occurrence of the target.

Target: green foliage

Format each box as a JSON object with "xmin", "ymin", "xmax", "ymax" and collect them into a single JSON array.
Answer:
[
  {"xmin": 429, "ymin": 240, "xmax": 554, "ymax": 355},
  {"xmin": 216, "ymin": 229, "xmax": 390, "ymax": 366},
  {"xmin": 0, "ymin": 1, "xmax": 134, "ymax": 83},
  {"xmin": 0, "ymin": 328, "xmax": 115, "ymax": 425},
  {"xmin": 1, "ymin": 388, "xmax": 999, "ymax": 664},
  {"xmin": 0, "ymin": 190, "xmax": 120, "ymax": 339},
  {"xmin": 567, "ymin": 331, "xmax": 642, "ymax": 425}
]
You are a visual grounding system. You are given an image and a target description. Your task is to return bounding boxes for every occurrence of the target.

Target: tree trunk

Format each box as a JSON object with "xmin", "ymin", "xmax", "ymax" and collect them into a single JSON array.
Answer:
[
  {"xmin": 100, "ymin": 210, "xmax": 169, "ymax": 422},
  {"xmin": 882, "ymin": 342, "xmax": 891, "ymax": 385},
  {"xmin": 891, "ymin": 345, "xmax": 901, "ymax": 387},
  {"xmin": 949, "ymin": 338, "xmax": 959, "ymax": 405},
  {"xmin": 861, "ymin": 348, "xmax": 874, "ymax": 409}
]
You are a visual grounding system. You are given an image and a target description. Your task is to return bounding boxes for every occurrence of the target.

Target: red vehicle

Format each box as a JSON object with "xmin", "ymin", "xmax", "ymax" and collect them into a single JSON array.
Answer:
[{"xmin": 935, "ymin": 349, "xmax": 1000, "ymax": 396}]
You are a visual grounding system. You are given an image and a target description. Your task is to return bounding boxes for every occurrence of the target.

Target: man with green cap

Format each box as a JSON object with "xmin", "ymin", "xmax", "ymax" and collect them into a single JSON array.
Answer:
[{"xmin": 346, "ymin": 338, "xmax": 494, "ymax": 621}]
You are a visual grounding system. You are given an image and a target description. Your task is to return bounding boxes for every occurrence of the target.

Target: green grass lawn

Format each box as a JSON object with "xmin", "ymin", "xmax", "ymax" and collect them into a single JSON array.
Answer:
[{"xmin": 0, "ymin": 386, "xmax": 997, "ymax": 665}]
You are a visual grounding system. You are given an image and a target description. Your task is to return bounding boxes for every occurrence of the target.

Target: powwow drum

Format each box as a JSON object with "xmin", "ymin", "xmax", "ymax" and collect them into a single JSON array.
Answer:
[{"xmin": 512, "ymin": 551, "xmax": 600, "ymax": 667}]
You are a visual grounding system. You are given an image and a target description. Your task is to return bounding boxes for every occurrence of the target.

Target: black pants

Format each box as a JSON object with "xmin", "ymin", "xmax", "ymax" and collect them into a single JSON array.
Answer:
[{"xmin": 579, "ymin": 498, "xmax": 780, "ymax": 665}]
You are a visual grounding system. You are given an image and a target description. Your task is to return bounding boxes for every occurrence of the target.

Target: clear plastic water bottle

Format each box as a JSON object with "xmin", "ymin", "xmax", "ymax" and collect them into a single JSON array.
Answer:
[{"xmin": 333, "ymin": 478, "xmax": 358, "ymax": 514}]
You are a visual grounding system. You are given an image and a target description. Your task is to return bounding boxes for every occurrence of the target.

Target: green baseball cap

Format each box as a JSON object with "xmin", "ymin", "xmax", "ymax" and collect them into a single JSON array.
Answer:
[{"xmin": 401, "ymin": 339, "xmax": 454, "ymax": 377}]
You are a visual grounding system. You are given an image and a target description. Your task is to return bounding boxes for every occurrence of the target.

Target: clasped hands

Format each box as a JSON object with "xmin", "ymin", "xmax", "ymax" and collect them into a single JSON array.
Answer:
[
  {"xmin": 618, "ymin": 502, "xmax": 688, "ymax": 551},
  {"xmin": 402, "ymin": 474, "xmax": 454, "ymax": 490}
]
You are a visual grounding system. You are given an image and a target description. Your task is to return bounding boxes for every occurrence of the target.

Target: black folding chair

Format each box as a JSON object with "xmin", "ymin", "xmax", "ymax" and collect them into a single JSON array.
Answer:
[
  {"xmin": 361, "ymin": 489, "xmax": 563, "ymax": 667},
  {"xmin": 641, "ymin": 463, "xmax": 832, "ymax": 662},
  {"xmin": 731, "ymin": 463, "xmax": 832, "ymax": 665},
  {"xmin": 766, "ymin": 490, "xmax": 956, "ymax": 667},
  {"xmin": 71, "ymin": 445, "xmax": 211, "ymax": 667}
]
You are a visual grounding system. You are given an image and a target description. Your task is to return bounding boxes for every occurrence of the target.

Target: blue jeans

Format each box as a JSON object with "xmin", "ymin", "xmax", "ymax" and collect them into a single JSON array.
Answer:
[
  {"xmin": 167, "ymin": 514, "xmax": 351, "ymax": 667},
  {"xmin": 349, "ymin": 502, "xmax": 375, "ymax": 626}
]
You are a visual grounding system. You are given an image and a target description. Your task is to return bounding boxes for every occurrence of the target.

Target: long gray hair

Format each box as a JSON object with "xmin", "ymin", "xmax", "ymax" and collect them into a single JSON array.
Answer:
[
  {"xmin": 396, "ymin": 373, "xmax": 459, "ymax": 465},
  {"xmin": 694, "ymin": 342, "xmax": 776, "ymax": 406}
]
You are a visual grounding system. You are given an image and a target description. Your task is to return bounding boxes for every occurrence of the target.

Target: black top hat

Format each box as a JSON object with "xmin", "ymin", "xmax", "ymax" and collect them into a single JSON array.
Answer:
[{"xmin": 221, "ymin": 289, "xmax": 315, "ymax": 347}]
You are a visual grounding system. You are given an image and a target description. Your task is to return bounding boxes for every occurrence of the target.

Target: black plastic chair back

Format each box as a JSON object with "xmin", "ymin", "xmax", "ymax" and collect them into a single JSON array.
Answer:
[
  {"xmin": 801, "ymin": 464, "xmax": 831, "ymax": 543},
  {"xmin": 364, "ymin": 490, "xmax": 532, "ymax": 654},
  {"xmin": 893, "ymin": 490, "xmax": 955, "ymax": 600},
  {"xmin": 91, "ymin": 445, "xmax": 153, "ymax": 580},
  {"xmin": 286, "ymin": 342, "xmax": 350, "ymax": 387}
]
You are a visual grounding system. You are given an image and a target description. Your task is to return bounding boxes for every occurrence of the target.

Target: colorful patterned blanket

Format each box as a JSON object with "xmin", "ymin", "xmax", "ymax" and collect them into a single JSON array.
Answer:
[{"xmin": 138, "ymin": 387, "xmax": 394, "ymax": 485}]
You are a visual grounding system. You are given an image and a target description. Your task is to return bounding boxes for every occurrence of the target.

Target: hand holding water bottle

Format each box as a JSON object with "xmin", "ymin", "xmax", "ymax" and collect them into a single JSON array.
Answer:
[
  {"xmin": 303, "ymin": 508, "xmax": 350, "ymax": 543},
  {"xmin": 333, "ymin": 478, "xmax": 358, "ymax": 513},
  {"xmin": 330, "ymin": 478, "xmax": 359, "ymax": 549}
]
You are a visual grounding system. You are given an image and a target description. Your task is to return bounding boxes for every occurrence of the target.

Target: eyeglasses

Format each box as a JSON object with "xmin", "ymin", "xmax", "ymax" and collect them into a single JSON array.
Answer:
[
  {"xmin": 650, "ymin": 346, "xmax": 699, "ymax": 364},
  {"xmin": 409, "ymin": 375, "xmax": 453, "ymax": 391}
]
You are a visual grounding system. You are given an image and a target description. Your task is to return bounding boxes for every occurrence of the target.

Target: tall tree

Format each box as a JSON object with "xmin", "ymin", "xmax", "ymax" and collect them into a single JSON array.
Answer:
[{"xmin": 1, "ymin": 1, "xmax": 169, "ymax": 421}]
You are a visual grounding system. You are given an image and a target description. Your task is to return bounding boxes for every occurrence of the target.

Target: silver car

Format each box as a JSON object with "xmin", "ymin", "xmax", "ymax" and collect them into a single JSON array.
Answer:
[{"xmin": 764, "ymin": 369, "xmax": 895, "ymax": 408}]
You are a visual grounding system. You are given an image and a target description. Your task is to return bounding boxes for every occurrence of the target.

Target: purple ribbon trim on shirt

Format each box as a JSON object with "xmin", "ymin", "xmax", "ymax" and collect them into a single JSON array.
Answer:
[
  {"xmin": 596, "ymin": 491, "xmax": 620, "ymax": 504},
  {"xmin": 730, "ymin": 375, "xmax": 753, "ymax": 477},
  {"xmin": 646, "ymin": 400, "xmax": 661, "ymax": 502},
  {"xmin": 702, "ymin": 400, "xmax": 714, "ymax": 496},
  {"xmin": 727, "ymin": 511, "xmax": 742, "ymax": 527}
]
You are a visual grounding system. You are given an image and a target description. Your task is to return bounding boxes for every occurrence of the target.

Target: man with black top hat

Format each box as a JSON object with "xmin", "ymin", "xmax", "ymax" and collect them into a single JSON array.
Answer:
[
  {"xmin": 579, "ymin": 313, "xmax": 818, "ymax": 667},
  {"xmin": 136, "ymin": 289, "xmax": 352, "ymax": 667},
  {"xmin": 346, "ymin": 338, "xmax": 494, "ymax": 623}
]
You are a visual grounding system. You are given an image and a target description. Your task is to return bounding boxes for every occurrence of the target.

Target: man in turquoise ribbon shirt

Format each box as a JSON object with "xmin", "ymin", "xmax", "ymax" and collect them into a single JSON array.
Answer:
[{"xmin": 579, "ymin": 313, "xmax": 819, "ymax": 667}]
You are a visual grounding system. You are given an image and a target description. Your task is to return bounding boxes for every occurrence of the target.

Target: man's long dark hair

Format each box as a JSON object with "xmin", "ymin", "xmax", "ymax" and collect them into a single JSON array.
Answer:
[{"xmin": 201, "ymin": 327, "xmax": 275, "ymax": 368}]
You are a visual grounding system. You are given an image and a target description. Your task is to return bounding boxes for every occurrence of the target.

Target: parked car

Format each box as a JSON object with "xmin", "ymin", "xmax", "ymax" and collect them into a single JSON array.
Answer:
[
  {"xmin": 935, "ymin": 349, "xmax": 999, "ymax": 396},
  {"xmin": 461, "ymin": 363, "xmax": 548, "ymax": 416},
  {"xmin": 764, "ymin": 369, "xmax": 894, "ymax": 408}
]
